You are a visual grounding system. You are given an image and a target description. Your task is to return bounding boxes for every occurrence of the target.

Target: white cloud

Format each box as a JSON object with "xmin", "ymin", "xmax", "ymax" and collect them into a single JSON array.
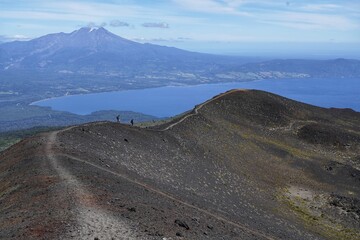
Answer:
[
  {"xmin": 260, "ymin": 11, "xmax": 359, "ymax": 30},
  {"xmin": 300, "ymin": 4, "xmax": 341, "ymax": 12},
  {"xmin": 132, "ymin": 37, "xmax": 192, "ymax": 43},
  {"xmin": 0, "ymin": 34, "xmax": 31, "ymax": 42},
  {"xmin": 0, "ymin": 10, "xmax": 97, "ymax": 22},
  {"xmin": 110, "ymin": 20, "xmax": 130, "ymax": 27},
  {"xmin": 299, "ymin": 2, "xmax": 360, "ymax": 14},
  {"xmin": 142, "ymin": 22, "xmax": 169, "ymax": 28},
  {"xmin": 172, "ymin": 0, "xmax": 249, "ymax": 16},
  {"xmin": 1, "ymin": 0, "xmax": 359, "ymax": 44},
  {"xmin": 0, "ymin": 1, "xmax": 202, "ymax": 27},
  {"xmin": 86, "ymin": 22, "xmax": 107, "ymax": 28},
  {"xmin": 172, "ymin": 0, "xmax": 359, "ymax": 30},
  {"xmin": 46, "ymin": 2, "xmax": 140, "ymax": 18},
  {"xmin": 0, "ymin": 2, "xmax": 156, "ymax": 22}
]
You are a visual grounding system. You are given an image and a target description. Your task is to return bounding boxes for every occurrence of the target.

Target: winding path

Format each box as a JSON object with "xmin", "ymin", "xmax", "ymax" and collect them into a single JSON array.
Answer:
[
  {"xmin": 46, "ymin": 130, "xmax": 143, "ymax": 239},
  {"xmin": 161, "ymin": 89, "xmax": 245, "ymax": 131},
  {"xmin": 46, "ymin": 122, "xmax": 275, "ymax": 240}
]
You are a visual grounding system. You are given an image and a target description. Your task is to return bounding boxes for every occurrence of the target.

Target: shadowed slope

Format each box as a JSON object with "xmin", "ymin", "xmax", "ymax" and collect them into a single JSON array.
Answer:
[{"xmin": 1, "ymin": 90, "xmax": 359, "ymax": 239}]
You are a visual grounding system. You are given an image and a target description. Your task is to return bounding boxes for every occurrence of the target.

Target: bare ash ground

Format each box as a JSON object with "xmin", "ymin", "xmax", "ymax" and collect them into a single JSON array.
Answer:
[{"xmin": 1, "ymin": 90, "xmax": 360, "ymax": 240}]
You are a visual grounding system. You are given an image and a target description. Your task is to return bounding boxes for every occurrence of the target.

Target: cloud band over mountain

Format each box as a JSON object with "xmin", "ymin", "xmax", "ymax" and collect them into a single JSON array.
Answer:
[
  {"xmin": 110, "ymin": 20, "xmax": 130, "ymax": 27},
  {"xmin": 142, "ymin": 22, "xmax": 169, "ymax": 28}
]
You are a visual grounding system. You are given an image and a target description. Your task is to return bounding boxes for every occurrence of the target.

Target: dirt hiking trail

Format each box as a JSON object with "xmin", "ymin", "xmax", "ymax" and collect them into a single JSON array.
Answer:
[
  {"xmin": 45, "ymin": 126, "xmax": 274, "ymax": 240},
  {"xmin": 45, "ymin": 131, "xmax": 144, "ymax": 239}
]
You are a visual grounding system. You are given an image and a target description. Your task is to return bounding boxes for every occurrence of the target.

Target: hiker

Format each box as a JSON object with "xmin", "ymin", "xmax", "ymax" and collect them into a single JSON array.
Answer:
[
  {"xmin": 116, "ymin": 115, "xmax": 120, "ymax": 123},
  {"xmin": 130, "ymin": 119, "xmax": 134, "ymax": 126}
]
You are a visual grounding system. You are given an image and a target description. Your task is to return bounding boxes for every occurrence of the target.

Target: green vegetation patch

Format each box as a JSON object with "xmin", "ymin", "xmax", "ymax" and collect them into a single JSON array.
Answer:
[{"xmin": 278, "ymin": 188, "xmax": 360, "ymax": 240}]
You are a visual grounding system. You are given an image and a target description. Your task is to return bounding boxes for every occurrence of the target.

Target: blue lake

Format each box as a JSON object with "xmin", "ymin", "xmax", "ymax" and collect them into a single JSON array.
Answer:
[{"xmin": 32, "ymin": 78, "xmax": 360, "ymax": 117}]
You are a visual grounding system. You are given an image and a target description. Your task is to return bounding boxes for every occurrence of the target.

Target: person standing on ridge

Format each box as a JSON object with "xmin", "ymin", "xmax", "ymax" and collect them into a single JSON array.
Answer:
[
  {"xmin": 116, "ymin": 115, "xmax": 120, "ymax": 123},
  {"xmin": 130, "ymin": 119, "xmax": 134, "ymax": 126}
]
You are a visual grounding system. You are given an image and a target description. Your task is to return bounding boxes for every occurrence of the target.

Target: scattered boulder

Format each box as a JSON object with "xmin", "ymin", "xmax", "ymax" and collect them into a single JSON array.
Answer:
[{"xmin": 175, "ymin": 219, "xmax": 189, "ymax": 230}]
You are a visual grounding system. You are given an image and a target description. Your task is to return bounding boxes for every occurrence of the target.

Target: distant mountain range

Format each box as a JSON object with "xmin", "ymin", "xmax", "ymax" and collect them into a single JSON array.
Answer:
[
  {"xmin": 1, "ymin": 27, "xmax": 359, "ymax": 79},
  {"xmin": 0, "ymin": 27, "xmax": 244, "ymax": 74},
  {"xmin": 237, "ymin": 58, "xmax": 360, "ymax": 78}
]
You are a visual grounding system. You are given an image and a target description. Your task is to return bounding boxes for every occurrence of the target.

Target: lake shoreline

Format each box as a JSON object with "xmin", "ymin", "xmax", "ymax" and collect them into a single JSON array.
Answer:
[{"xmin": 32, "ymin": 78, "xmax": 360, "ymax": 117}]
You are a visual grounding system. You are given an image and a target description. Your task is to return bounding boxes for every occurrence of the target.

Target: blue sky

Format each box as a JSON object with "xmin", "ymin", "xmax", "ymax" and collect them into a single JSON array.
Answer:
[{"xmin": 1, "ymin": 0, "xmax": 359, "ymax": 58}]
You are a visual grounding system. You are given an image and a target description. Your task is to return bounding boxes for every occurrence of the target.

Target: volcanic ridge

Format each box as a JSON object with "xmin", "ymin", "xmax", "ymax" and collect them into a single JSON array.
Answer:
[{"xmin": 1, "ymin": 89, "xmax": 360, "ymax": 239}]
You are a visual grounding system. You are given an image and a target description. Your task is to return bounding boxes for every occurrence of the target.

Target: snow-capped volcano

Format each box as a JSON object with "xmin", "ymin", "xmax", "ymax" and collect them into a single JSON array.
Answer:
[{"xmin": 0, "ymin": 27, "xmax": 204, "ymax": 72}]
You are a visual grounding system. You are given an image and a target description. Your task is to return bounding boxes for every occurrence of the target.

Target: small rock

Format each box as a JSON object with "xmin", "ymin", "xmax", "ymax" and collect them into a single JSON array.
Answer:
[
  {"xmin": 191, "ymin": 217, "xmax": 200, "ymax": 223},
  {"xmin": 127, "ymin": 207, "xmax": 136, "ymax": 212},
  {"xmin": 207, "ymin": 225, "xmax": 214, "ymax": 230},
  {"xmin": 176, "ymin": 232, "xmax": 183, "ymax": 237},
  {"xmin": 154, "ymin": 231, "xmax": 163, "ymax": 236},
  {"xmin": 175, "ymin": 219, "xmax": 190, "ymax": 230}
]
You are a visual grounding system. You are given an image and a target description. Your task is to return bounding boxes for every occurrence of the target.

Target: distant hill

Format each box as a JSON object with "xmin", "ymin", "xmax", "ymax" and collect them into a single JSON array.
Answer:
[
  {"xmin": 0, "ymin": 109, "xmax": 159, "ymax": 133},
  {"xmin": 236, "ymin": 58, "xmax": 360, "ymax": 78},
  {"xmin": 1, "ymin": 90, "xmax": 359, "ymax": 239}
]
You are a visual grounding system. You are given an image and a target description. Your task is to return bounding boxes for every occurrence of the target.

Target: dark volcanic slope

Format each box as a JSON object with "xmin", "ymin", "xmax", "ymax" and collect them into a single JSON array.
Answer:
[{"xmin": 1, "ymin": 90, "xmax": 360, "ymax": 239}]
